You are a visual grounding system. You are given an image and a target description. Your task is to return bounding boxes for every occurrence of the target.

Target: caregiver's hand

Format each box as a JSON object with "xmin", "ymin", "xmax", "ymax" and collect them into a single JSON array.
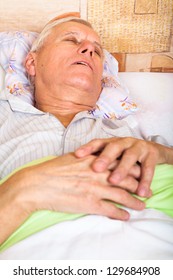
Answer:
[
  {"xmin": 0, "ymin": 153, "xmax": 145, "ymax": 244},
  {"xmin": 75, "ymin": 137, "xmax": 173, "ymax": 197}
]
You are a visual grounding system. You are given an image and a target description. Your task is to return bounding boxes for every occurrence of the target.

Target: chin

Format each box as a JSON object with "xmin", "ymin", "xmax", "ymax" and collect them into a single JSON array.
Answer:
[
  {"xmin": 68, "ymin": 76, "xmax": 96, "ymax": 92},
  {"xmin": 69, "ymin": 78, "xmax": 90, "ymax": 91}
]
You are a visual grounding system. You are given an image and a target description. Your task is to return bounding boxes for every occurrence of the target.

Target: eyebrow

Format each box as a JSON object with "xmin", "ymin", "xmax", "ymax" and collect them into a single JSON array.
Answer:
[{"xmin": 61, "ymin": 31, "xmax": 103, "ymax": 52}]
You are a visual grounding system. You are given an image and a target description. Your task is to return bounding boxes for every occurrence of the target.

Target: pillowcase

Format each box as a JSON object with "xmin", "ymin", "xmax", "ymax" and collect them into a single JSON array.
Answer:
[
  {"xmin": 0, "ymin": 64, "xmax": 4, "ymax": 91},
  {"xmin": 0, "ymin": 31, "xmax": 37, "ymax": 105},
  {"xmin": 0, "ymin": 31, "xmax": 138, "ymax": 119}
]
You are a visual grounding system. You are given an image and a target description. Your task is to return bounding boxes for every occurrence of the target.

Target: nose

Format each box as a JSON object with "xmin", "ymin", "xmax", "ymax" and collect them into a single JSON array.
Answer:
[{"xmin": 78, "ymin": 40, "xmax": 95, "ymax": 57}]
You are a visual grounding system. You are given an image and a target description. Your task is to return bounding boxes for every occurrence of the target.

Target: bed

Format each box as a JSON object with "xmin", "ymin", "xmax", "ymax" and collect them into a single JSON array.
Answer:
[{"xmin": 0, "ymin": 0, "xmax": 173, "ymax": 260}]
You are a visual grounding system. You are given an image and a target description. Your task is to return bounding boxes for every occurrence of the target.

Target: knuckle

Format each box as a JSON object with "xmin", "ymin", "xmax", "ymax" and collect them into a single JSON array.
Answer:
[
  {"xmin": 143, "ymin": 165, "xmax": 153, "ymax": 174},
  {"xmin": 106, "ymin": 141, "xmax": 122, "ymax": 155},
  {"xmin": 149, "ymin": 146, "xmax": 159, "ymax": 159},
  {"xmin": 97, "ymin": 154, "xmax": 110, "ymax": 162},
  {"xmin": 124, "ymin": 136, "xmax": 133, "ymax": 142},
  {"xmin": 121, "ymin": 136, "xmax": 133, "ymax": 146},
  {"xmin": 123, "ymin": 149, "xmax": 134, "ymax": 159},
  {"xmin": 121, "ymin": 190, "xmax": 131, "ymax": 202},
  {"xmin": 90, "ymin": 138, "xmax": 100, "ymax": 144},
  {"xmin": 130, "ymin": 164, "xmax": 141, "ymax": 177}
]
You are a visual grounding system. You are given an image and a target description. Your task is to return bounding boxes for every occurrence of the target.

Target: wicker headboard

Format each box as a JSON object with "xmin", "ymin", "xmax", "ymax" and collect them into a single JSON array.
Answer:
[{"xmin": 0, "ymin": 0, "xmax": 172, "ymax": 72}]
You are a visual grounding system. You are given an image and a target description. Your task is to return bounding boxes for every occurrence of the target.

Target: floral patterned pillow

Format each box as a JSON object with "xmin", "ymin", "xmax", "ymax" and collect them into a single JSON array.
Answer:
[{"xmin": 0, "ymin": 31, "xmax": 138, "ymax": 119}]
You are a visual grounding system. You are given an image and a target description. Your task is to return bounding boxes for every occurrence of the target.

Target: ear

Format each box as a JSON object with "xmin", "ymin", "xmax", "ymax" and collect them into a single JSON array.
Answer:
[{"xmin": 25, "ymin": 52, "xmax": 36, "ymax": 76}]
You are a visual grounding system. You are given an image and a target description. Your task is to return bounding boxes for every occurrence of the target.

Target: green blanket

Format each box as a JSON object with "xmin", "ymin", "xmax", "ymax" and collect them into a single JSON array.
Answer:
[{"xmin": 0, "ymin": 156, "xmax": 173, "ymax": 252}]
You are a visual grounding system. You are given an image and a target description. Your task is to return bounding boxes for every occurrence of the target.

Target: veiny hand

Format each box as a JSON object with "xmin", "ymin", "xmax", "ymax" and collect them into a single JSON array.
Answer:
[
  {"xmin": 0, "ymin": 152, "xmax": 146, "ymax": 244},
  {"xmin": 75, "ymin": 137, "xmax": 173, "ymax": 197},
  {"xmin": 22, "ymin": 153, "xmax": 144, "ymax": 218}
]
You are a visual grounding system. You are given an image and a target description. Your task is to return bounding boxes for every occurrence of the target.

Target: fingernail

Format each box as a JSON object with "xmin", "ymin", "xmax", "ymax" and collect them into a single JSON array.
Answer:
[
  {"xmin": 138, "ymin": 187, "xmax": 151, "ymax": 198},
  {"xmin": 124, "ymin": 212, "xmax": 130, "ymax": 220},
  {"xmin": 138, "ymin": 188, "xmax": 147, "ymax": 197}
]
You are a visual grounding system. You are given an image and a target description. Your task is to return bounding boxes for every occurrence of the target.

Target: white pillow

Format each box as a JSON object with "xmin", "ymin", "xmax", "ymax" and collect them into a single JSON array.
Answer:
[{"xmin": 119, "ymin": 72, "xmax": 173, "ymax": 145}]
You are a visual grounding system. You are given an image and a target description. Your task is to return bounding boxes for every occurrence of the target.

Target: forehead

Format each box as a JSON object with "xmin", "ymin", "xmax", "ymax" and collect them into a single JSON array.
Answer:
[{"xmin": 50, "ymin": 21, "xmax": 101, "ymax": 43}]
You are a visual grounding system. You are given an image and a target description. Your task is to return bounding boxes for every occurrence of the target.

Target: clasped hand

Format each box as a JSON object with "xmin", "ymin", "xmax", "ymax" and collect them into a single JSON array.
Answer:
[{"xmin": 75, "ymin": 136, "xmax": 168, "ymax": 198}]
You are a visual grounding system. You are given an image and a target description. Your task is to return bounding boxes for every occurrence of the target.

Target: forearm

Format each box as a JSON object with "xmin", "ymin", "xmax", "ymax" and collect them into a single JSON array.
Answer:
[{"xmin": 0, "ymin": 170, "xmax": 33, "ymax": 245}]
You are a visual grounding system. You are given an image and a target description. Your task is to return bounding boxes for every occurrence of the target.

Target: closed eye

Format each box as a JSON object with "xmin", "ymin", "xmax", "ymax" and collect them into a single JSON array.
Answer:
[
  {"xmin": 63, "ymin": 36, "xmax": 79, "ymax": 44},
  {"xmin": 94, "ymin": 47, "xmax": 102, "ymax": 57}
]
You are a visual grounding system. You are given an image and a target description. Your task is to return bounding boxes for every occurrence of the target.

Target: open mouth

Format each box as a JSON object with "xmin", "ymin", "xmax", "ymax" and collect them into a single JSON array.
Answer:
[
  {"xmin": 72, "ymin": 61, "xmax": 92, "ymax": 70},
  {"xmin": 76, "ymin": 61, "xmax": 88, "ymax": 66}
]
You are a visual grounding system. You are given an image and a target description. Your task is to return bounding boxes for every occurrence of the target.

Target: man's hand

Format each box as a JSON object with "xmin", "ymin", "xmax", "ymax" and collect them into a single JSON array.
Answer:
[
  {"xmin": 75, "ymin": 137, "xmax": 173, "ymax": 197},
  {"xmin": 0, "ymin": 153, "xmax": 145, "ymax": 244},
  {"xmin": 22, "ymin": 153, "xmax": 144, "ymax": 217}
]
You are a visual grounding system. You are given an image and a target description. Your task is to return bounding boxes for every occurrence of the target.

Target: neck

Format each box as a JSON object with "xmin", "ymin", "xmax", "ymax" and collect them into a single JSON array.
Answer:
[
  {"xmin": 36, "ymin": 100, "xmax": 93, "ymax": 127},
  {"xmin": 34, "ymin": 83, "xmax": 100, "ymax": 127}
]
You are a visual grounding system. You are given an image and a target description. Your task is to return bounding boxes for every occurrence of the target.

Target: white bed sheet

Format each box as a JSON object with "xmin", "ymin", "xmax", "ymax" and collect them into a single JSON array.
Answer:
[{"xmin": 0, "ymin": 209, "xmax": 173, "ymax": 260}]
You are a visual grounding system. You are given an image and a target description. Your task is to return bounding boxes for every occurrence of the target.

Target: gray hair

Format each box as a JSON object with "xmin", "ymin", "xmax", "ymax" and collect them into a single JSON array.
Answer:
[{"xmin": 30, "ymin": 17, "xmax": 93, "ymax": 52}]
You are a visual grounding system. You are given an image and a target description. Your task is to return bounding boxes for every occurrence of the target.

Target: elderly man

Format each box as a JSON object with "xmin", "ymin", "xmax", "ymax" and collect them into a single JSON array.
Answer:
[{"xmin": 0, "ymin": 16, "xmax": 172, "ymax": 245}]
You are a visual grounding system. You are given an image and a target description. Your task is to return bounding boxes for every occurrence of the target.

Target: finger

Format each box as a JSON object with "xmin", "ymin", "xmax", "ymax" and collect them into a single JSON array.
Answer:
[
  {"xmin": 95, "ymin": 184, "xmax": 145, "ymax": 211},
  {"xmin": 111, "ymin": 175, "xmax": 139, "ymax": 193},
  {"xmin": 128, "ymin": 164, "xmax": 141, "ymax": 179},
  {"xmin": 109, "ymin": 147, "xmax": 140, "ymax": 184},
  {"xmin": 75, "ymin": 138, "xmax": 109, "ymax": 158},
  {"xmin": 92, "ymin": 139, "xmax": 129, "ymax": 172},
  {"xmin": 110, "ymin": 188, "xmax": 145, "ymax": 211},
  {"xmin": 96, "ymin": 200, "xmax": 130, "ymax": 220},
  {"xmin": 108, "ymin": 160, "xmax": 141, "ymax": 179},
  {"xmin": 137, "ymin": 158, "xmax": 156, "ymax": 197}
]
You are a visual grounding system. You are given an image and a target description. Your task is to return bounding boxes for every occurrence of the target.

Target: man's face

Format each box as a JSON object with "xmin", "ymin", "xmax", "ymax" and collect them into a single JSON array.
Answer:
[{"xmin": 34, "ymin": 21, "xmax": 104, "ymax": 106}]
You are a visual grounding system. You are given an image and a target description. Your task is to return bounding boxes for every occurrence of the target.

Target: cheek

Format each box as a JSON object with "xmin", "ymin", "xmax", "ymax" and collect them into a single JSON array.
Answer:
[
  {"xmin": 93, "ymin": 64, "xmax": 103, "ymax": 96},
  {"xmin": 96, "ymin": 59, "xmax": 103, "ymax": 77},
  {"xmin": 37, "ymin": 46, "xmax": 67, "ymax": 69},
  {"xmin": 37, "ymin": 56, "xmax": 65, "ymax": 81}
]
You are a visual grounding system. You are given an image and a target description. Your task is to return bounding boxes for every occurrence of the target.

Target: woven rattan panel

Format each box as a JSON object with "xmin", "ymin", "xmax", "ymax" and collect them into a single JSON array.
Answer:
[
  {"xmin": 87, "ymin": 0, "xmax": 173, "ymax": 53},
  {"xmin": 0, "ymin": 0, "xmax": 80, "ymax": 32}
]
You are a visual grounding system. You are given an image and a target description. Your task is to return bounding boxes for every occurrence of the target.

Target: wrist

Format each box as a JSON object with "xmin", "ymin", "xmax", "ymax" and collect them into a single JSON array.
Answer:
[
  {"xmin": 0, "ymin": 169, "xmax": 35, "ymax": 244},
  {"xmin": 1, "ymin": 168, "xmax": 36, "ymax": 217},
  {"xmin": 158, "ymin": 144, "xmax": 173, "ymax": 165}
]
